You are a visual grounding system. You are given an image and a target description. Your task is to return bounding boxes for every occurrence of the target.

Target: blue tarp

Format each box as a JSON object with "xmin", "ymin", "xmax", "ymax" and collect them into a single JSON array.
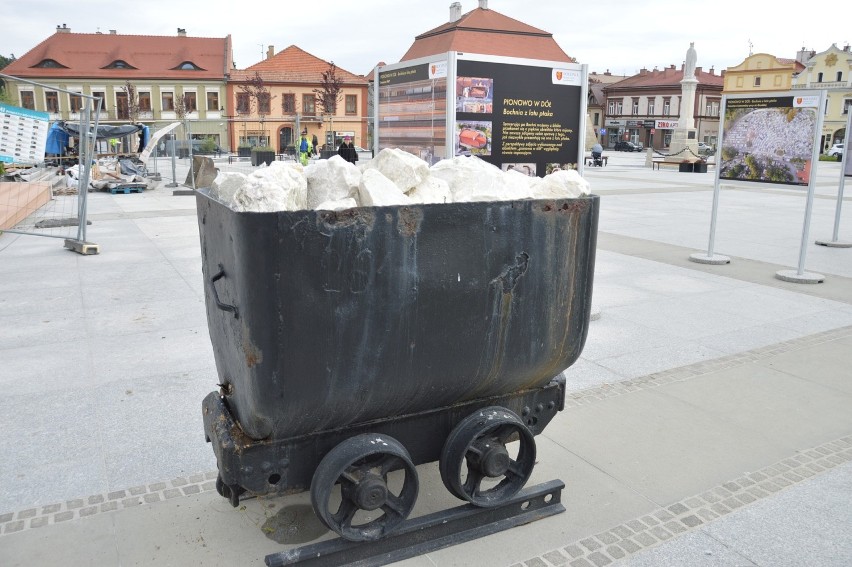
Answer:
[{"xmin": 45, "ymin": 122, "xmax": 70, "ymax": 155}]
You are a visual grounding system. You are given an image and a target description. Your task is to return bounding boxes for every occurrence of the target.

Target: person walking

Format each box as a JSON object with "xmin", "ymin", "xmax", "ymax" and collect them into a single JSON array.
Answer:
[{"xmin": 337, "ymin": 136, "xmax": 358, "ymax": 165}]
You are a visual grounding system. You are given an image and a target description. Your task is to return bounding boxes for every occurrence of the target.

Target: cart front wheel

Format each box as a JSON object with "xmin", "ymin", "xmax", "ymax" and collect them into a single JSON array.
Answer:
[
  {"xmin": 440, "ymin": 406, "xmax": 536, "ymax": 507},
  {"xmin": 310, "ymin": 433, "xmax": 419, "ymax": 541}
]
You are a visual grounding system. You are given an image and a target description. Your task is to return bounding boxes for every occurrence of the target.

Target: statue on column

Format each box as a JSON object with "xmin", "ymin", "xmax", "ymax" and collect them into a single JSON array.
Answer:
[{"xmin": 684, "ymin": 42, "xmax": 697, "ymax": 79}]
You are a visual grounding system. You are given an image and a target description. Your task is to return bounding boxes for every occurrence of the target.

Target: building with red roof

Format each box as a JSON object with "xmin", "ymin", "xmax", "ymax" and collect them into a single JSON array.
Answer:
[
  {"xmin": 227, "ymin": 45, "xmax": 369, "ymax": 154},
  {"xmin": 4, "ymin": 25, "xmax": 233, "ymax": 151}
]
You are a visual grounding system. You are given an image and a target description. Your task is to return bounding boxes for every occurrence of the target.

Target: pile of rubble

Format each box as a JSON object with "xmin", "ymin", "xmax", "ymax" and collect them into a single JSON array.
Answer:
[{"xmin": 210, "ymin": 149, "xmax": 591, "ymax": 212}]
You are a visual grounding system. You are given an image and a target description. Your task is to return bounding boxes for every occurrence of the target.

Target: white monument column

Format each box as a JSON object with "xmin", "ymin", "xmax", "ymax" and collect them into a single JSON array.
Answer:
[{"xmin": 665, "ymin": 43, "xmax": 700, "ymax": 163}]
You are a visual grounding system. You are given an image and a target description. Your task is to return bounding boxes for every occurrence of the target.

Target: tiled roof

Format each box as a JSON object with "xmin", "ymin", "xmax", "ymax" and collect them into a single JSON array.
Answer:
[
  {"xmin": 4, "ymin": 31, "xmax": 232, "ymax": 80},
  {"xmin": 606, "ymin": 66, "xmax": 725, "ymax": 90},
  {"xmin": 401, "ymin": 7, "xmax": 571, "ymax": 62},
  {"xmin": 232, "ymin": 46, "xmax": 367, "ymax": 85}
]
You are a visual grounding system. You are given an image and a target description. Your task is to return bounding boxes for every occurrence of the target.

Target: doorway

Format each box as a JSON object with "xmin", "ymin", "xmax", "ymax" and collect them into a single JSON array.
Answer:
[{"xmin": 279, "ymin": 127, "xmax": 294, "ymax": 153}]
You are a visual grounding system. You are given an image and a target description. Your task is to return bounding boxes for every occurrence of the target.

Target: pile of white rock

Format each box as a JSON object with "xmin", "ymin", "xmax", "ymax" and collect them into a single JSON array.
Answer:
[{"xmin": 210, "ymin": 149, "xmax": 591, "ymax": 213}]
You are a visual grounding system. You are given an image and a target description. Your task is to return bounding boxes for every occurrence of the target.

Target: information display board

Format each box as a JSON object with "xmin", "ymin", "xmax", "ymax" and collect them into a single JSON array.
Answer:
[
  {"xmin": 0, "ymin": 103, "xmax": 49, "ymax": 165},
  {"xmin": 719, "ymin": 95, "xmax": 821, "ymax": 186}
]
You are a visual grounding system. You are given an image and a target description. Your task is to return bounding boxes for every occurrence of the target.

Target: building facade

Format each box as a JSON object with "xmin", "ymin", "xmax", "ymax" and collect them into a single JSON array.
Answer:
[
  {"xmin": 791, "ymin": 44, "xmax": 851, "ymax": 151},
  {"xmin": 602, "ymin": 65, "xmax": 724, "ymax": 150},
  {"xmin": 3, "ymin": 26, "xmax": 233, "ymax": 151},
  {"xmin": 227, "ymin": 46, "xmax": 369, "ymax": 154},
  {"xmin": 722, "ymin": 53, "xmax": 805, "ymax": 94}
]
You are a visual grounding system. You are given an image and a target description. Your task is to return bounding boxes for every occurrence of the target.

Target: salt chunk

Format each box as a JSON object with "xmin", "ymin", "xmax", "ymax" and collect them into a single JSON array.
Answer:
[
  {"xmin": 431, "ymin": 156, "xmax": 530, "ymax": 202},
  {"xmin": 315, "ymin": 197, "xmax": 358, "ymax": 211},
  {"xmin": 529, "ymin": 169, "xmax": 591, "ymax": 199},
  {"xmin": 406, "ymin": 176, "xmax": 452, "ymax": 204},
  {"xmin": 211, "ymin": 162, "xmax": 307, "ymax": 212},
  {"xmin": 359, "ymin": 169, "xmax": 413, "ymax": 207},
  {"xmin": 363, "ymin": 148, "xmax": 430, "ymax": 193},
  {"xmin": 305, "ymin": 155, "xmax": 361, "ymax": 209}
]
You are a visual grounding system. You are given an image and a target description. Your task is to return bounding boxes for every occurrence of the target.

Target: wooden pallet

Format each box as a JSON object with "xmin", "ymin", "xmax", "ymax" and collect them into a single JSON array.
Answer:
[{"xmin": 108, "ymin": 186, "xmax": 146, "ymax": 194}]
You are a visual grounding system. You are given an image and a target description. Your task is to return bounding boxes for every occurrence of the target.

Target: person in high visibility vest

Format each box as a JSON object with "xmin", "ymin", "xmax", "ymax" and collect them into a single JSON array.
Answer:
[{"xmin": 298, "ymin": 133, "xmax": 312, "ymax": 166}]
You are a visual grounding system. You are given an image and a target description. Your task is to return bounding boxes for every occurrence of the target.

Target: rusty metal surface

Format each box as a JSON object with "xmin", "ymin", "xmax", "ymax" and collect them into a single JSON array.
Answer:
[{"xmin": 196, "ymin": 192, "xmax": 598, "ymax": 440}]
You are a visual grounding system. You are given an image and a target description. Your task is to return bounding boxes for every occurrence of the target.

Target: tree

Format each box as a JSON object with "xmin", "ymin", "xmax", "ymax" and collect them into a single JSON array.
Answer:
[
  {"xmin": 122, "ymin": 81, "xmax": 141, "ymax": 123},
  {"xmin": 0, "ymin": 54, "xmax": 14, "ymax": 104},
  {"xmin": 238, "ymin": 72, "xmax": 276, "ymax": 147},
  {"xmin": 313, "ymin": 63, "xmax": 343, "ymax": 149}
]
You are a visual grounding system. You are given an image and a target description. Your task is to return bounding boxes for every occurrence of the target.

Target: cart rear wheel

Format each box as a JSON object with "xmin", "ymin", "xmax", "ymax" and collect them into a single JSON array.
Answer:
[
  {"xmin": 440, "ymin": 406, "xmax": 536, "ymax": 507},
  {"xmin": 310, "ymin": 433, "xmax": 419, "ymax": 541}
]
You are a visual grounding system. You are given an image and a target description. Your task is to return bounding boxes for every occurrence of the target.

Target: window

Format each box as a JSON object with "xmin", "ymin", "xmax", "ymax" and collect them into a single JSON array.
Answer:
[
  {"xmin": 706, "ymin": 100, "xmax": 719, "ymax": 117},
  {"xmin": 631, "ymin": 98, "xmax": 639, "ymax": 115},
  {"xmin": 162, "ymin": 91, "xmax": 175, "ymax": 111},
  {"xmin": 236, "ymin": 92, "xmax": 250, "ymax": 114},
  {"xmin": 607, "ymin": 100, "xmax": 615, "ymax": 114},
  {"xmin": 138, "ymin": 92, "xmax": 151, "ymax": 112},
  {"xmin": 91, "ymin": 91, "xmax": 106, "ymax": 111},
  {"xmin": 206, "ymin": 91, "xmax": 219, "ymax": 111},
  {"xmin": 593, "ymin": 112, "xmax": 599, "ymax": 126},
  {"xmin": 648, "ymin": 101, "xmax": 655, "ymax": 115},
  {"xmin": 69, "ymin": 92, "xmax": 83, "ymax": 113},
  {"xmin": 754, "ymin": 76, "xmax": 761, "ymax": 86},
  {"xmin": 615, "ymin": 101, "xmax": 623, "ymax": 114},
  {"xmin": 663, "ymin": 98, "xmax": 671, "ymax": 115},
  {"xmin": 45, "ymin": 91, "xmax": 59, "ymax": 113},
  {"xmin": 184, "ymin": 92, "xmax": 197, "ymax": 112},
  {"xmin": 345, "ymin": 94, "xmax": 357, "ymax": 115},
  {"xmin": 116, "ymin": 92, "xmax": 129, "ymax": 119},
  {"xmin": 302, "ymin": 94, "xmax": 316, "ymax": 115},
  {"xmin": 838, "ymin": 71, "xmax": 843, "ymax": 82},
  {"xmin": 173, "ymin": 61, "xmax": 203, "ymax": 71},
  {"xmin": 104, "ymin": 60, "xmax": 136, "ymax": 69},
  {"xmin": 282, "ymin": 93, "xmax": 296, "ymax": 113},
  {"xmin": 258, "ymin": 92, "xmax": 270, "ymax": 114},
  {"xmin": 34, "ymin": 59, "xmax": 66, "ymax": 68},
  {"xmin": 20, "ymin": 91, "xmax": 35, "ymax": 110},
  {"xmin": 817, "ymin": 72, "xmax": 823, "ymax": 82}
]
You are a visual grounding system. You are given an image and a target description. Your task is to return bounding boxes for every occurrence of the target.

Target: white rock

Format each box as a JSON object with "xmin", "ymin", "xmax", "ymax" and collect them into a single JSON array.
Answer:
[
  {"xmin": 315, "ymin": 197, "xmax": 358, "ymax": 211},
  {"xmin": 358, "ymin": 169, "xmax": 413, "ymax": 207},
  {"xmin": 305, "ymin": 155, "xmax": 361, "ymax": 209},
  {"xmin": 364, "ymin": 148, "xmax": 430, "ymax": 192},
  {"xmin": 431, "ymin": 156, "xmax": 531, "ymax": 202},
  {"xmin": 210, "ymin": 171, "xmax": 249, "ymax": 203},
  {"xmin": 211, "ymin": 162, "xmax": 307, "ymax": 212},
  {"xmin": 406, "ymin": 176, "xmax": 452, "ymax": 204},
  {"xmin": 528, "ymin": 169, "xmax": 591, "ymax": 199}
]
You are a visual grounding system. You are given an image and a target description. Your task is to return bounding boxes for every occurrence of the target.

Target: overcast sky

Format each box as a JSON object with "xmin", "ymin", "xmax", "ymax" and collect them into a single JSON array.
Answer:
[{"xmin": 3, "ymin": 1, "xmax": 848, "ymax": 78}]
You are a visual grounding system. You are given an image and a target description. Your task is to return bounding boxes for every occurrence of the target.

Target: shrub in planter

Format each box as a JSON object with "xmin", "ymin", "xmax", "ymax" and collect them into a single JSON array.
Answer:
[
  {"xmin": 678, "ymin": 161, "xmax": 693, "ymax": 173},
  {"xmin": 251, "ymin": 146, "xmax": 275, "ymax": 166},
  {"xmin": 238, "ymin": 145, "xmax": 252, "ymax": 158},
  {"xmin": 693, "ymin": 161, "xmax": 708, "ymax": 173}
]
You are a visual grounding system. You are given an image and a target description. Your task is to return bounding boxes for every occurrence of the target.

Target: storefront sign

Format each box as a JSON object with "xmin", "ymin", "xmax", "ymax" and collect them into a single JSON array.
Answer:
[{"xmin": 655, "ymin": 119, "xmax": 679, "ymax": 129}]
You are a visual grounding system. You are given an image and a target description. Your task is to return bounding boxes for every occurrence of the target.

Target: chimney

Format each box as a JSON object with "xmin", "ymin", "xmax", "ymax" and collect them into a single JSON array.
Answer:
[
  {"xmin": 695, "ymin": 66, "xmax": 702, "ymax": 74},
  {"xmin": 56, "ymin": 23, "xmax": 70, "ymax": 33},
  {"xmin": 478, "ymin": 0, "xmax": 488, "ymax": 8},
  {"xmin": 449, "ymin": 2, "xmax": 462, "ymax": 22},
  {"xmin": 267, "ymin": 45, "xmax": 275, "ymax": 59},
  {"xmin": 109, "ymin": 30, "xmax": 117, "ymax": 35},
  {"xmin": 177, "ymin": 28, "xmax": 187, "ymax": 37}
]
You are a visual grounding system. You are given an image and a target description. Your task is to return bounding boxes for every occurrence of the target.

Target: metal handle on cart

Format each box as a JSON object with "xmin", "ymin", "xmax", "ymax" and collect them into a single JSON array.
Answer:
[{"xmin": 210, "ymin": 263, "xmax": 239, "ymax": 319}]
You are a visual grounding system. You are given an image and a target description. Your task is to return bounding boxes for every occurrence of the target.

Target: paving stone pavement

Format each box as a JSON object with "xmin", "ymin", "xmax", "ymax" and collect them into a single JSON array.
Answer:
[{"xmin": 1, "ymin": 153, "xmax": 850, "ymax": 566}]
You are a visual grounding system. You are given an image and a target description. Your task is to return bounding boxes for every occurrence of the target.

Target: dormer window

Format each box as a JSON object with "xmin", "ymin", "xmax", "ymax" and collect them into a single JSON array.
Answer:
[
  {"xmin": 33, "ymin": 59, "xmax": 67, "ymax": 68},
  {"xmin": 104, "ymin": 60, "xmax": 137, "ymax": 69},
  {"xmin": 173, "ymin": 61, "xmax": 204, "ymax": 71}
]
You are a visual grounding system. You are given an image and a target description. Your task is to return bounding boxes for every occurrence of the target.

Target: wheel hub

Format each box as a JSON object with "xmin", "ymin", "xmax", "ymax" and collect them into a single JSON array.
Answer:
[
  {"xmin": 353, "ymin": 474, "xmax": 388, "ymax": 511},
  {"xmin": 476, "ymin": 443, "xmax": 511, "ymax": 477}
]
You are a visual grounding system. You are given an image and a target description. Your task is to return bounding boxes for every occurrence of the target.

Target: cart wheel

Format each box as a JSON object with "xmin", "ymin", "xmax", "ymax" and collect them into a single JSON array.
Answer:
[
  {"xmin": 310, "ymin": 433, "xmax": 419, "ymax": 541},
  {"xmin": 440, "ymin": 406, "xmax": 536, "ymax": 507}
]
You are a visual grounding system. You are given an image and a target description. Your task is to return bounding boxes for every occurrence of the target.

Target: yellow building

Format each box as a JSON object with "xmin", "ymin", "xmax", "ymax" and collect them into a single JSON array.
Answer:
[
  {"xmin": 722, "ymin": 53, "xmax": 804, "ymax": 94},
  {"xmin": 792, "ymin": 44, "xmax": 852, "ymax": 151}
]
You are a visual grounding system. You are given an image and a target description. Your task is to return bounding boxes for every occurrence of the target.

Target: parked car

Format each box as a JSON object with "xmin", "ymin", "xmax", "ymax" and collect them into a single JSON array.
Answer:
[
  {"xmin": 613, "ymin": 141, "xmax": 641, "ymax": 152},
  {"xmin": 697, "ymin": 142, "xmax": 713, "ymax": 155},
  {"xmin": 827, "ymin": 143, "xmax": 844, "ymax": 158}
]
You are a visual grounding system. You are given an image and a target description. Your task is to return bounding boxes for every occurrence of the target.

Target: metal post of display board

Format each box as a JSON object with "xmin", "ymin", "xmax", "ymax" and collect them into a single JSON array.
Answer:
[
  {"xmin": 166, "ymin": 133, "xmax": 178, "ymax": 188},
  {"xmin": 775, "ymin": 90, "xmax": 827, "ymax": 283},
  {"xmin": 815, "ymin": 110, "xmax": 852, "ymax": 248},
  {"xmin": 689, "ymin": 95, "xmax": 730, "ymax": 265}
]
